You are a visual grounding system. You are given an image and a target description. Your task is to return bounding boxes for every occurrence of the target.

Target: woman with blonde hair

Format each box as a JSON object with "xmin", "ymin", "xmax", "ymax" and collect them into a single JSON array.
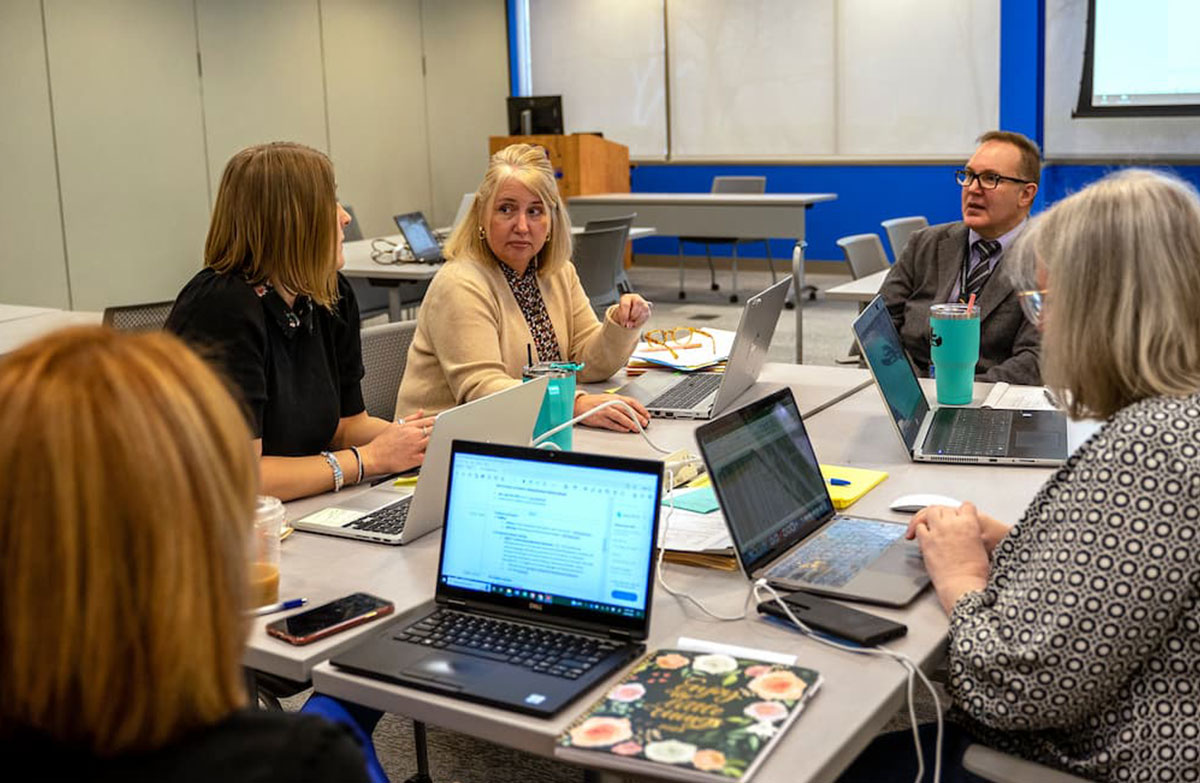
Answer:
[
  {"xmin": 396, "ymin": 143, "xmax": 653, "ymax": 432},
  {"xmin": 843, "ymin": 169, "xmax": 1200, "ymax": 782},
  {"xmin": 0, "ymin": 327, "xmax": 368, "ymax": 781},
  {"xmin": 168, "ymin": 142, "xmax": 433, "ymax": 501}
]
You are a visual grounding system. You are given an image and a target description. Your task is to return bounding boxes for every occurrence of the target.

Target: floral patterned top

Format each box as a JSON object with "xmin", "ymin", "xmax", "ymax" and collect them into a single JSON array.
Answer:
[{"xmin": 498, "ymin": 258, "xmax": 562, "ymax": 364}]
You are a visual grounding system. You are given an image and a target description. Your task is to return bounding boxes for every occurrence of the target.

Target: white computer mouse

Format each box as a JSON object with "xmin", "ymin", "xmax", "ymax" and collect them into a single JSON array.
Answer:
[{"xmin": 889, "ymin": 493, "xmax": 962, "ymax": 513}]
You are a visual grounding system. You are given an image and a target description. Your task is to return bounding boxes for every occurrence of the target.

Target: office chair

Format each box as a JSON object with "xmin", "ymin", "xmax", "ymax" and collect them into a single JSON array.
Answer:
[
  {"xmin": 360, "ymin": 319, "xmax": 418, "ymax": 422},
  {"xmin": 101, "ymin": 301, "xmax": 175, "ymax": 332},
  {"xmin": 583, "ymin": 213, "xmax": 636, "ymax": 294},
  {"xmin": 881, "ymin": 215, "xmax": 928, "ymax": 261},
  {"xmin": 962, "ymin": 744, "xmax": 1093, "ymax": 783},
  {"xmin": 572, "ymin": 225, "xmax": 628, "ymax": 312},
  {"xmin": 678, "ymin": 176, "xmax": 806, "ymax": 306},
  {"xmin": 836, "ymin": 233, "xmax": 891, "ymax": 279}
]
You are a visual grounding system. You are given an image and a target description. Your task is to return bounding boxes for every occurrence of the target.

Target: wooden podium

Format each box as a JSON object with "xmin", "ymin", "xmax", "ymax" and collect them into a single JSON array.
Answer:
[{"xmin": 488, "ymin": 134, "xmax": 629, "ymax": 200}]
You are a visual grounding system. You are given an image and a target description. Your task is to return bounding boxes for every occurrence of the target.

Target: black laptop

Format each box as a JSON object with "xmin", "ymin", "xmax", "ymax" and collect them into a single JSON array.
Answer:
[
  {"xmin": 331, "ymin": 440, "xmax": 663, "ymax": 717},
  {"xmin": 393, "ymin": 211, "xmax": 444, "ymax": 263}
]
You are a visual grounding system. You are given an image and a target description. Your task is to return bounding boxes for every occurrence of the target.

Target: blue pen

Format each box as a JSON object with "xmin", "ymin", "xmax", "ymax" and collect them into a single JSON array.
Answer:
[
  {"xmin": 828, "ymin": 478, "xmax": 851, "ymax": 487},
  {"xmin": 250, "ymin": 598, "xmax": 308, "ymax": 617}
]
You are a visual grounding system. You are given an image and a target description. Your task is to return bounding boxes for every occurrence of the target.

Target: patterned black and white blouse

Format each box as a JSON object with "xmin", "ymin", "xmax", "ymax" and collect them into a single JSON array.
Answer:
[
  {"xmin": 948, "ymin": 393, "xmax": 1200, "ymax": 782},
  {"xmin": 498, "ymin": 257, "xmax": 562, "ymax": 364}
]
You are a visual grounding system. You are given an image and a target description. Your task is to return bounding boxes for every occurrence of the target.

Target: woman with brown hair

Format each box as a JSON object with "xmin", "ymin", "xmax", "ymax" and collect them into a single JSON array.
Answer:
[
  {"xmin": 167, "ymin": 141, "xmax": 433, "ymax": 501},
  {"xmin": 396, "ymin": 143, "xmax": 653, "ymax": 432},
  {"xmin": 0, "ymin": 327, "xmax": 369, "ymax": 781}
]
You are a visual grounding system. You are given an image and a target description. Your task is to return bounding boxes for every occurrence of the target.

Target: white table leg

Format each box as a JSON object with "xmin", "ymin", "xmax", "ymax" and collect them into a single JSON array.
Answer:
[{"xmin": 792, "ymin": 240, "xmax": 807, "ymax": 364}]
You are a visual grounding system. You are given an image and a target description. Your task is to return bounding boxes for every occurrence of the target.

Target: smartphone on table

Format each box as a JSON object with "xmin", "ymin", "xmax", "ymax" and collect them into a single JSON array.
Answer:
[{"xmin": 266, "ymin": 592, "xmax": 394, "ymax": 646}]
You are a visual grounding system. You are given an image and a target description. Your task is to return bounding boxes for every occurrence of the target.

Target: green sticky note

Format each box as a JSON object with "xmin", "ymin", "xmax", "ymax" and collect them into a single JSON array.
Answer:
[{"xmin": 672, "ymin": 486, "xmax": 720, "ymax": 514}]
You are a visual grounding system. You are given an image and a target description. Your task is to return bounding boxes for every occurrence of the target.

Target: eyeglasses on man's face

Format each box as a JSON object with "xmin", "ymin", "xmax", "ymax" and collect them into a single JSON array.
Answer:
[{"xmin": 955, "ymin": 169, "xmax": 1033, "ymax": 190}]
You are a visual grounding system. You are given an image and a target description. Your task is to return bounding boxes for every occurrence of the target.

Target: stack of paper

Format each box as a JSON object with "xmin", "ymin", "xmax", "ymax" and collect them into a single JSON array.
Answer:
[
  {"xmin": 630, "ymin": 328, "xmax": 736, "ymax": 372},
  {"xmin": 658, "ymin": 486, "xmax": 738, "ymax": 570}
]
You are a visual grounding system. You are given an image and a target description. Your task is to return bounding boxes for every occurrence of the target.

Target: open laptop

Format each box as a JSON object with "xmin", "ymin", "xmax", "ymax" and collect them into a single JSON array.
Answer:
[
  {"xmin": 331, "ymin": 440, "xmax": 662, "ymax": 716},
  {"xmin": 695, "ymin": 387, "xmax": 929, "ymax": 607},
  {"xmin": 620, "ymin": 277, "xmax": 791, "ymax": 419},
  {"xmin": 852, "ymin": 296, "xmax": 1068, "ymax": 466},
  {"xmin": 292, "ymin": 378, "xmax": 548, "ymax": 545},
  {"xmin": 393, "ymin": 212, "xmax": 444, "ymax": 263}
]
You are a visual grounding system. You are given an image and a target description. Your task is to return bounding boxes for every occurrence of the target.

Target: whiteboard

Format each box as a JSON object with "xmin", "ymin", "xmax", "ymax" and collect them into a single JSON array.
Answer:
[
  {"xmin": 1044, "ymin": 0, "xmax": 1200, "ymax": 158},
  {"xmin": 530, "ymin": 0, "xmax": 667, "ymax": 158}
]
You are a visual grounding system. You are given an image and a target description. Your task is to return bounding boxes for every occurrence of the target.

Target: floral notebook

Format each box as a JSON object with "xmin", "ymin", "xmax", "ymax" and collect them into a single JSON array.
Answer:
[{"xmin": 555, "ymin": 649, "xmax": 822, "ymax": 782}]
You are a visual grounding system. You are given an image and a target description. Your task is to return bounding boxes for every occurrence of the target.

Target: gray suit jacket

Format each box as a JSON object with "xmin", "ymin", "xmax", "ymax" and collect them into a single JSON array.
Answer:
[{"xmin": 878, "ymin": 221, "xmax": 1041, "ymax": 385}]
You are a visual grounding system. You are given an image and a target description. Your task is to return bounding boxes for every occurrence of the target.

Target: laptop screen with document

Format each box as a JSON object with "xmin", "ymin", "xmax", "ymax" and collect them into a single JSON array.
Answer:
[
  {"xmin": 695, "ymin": 389, "xmax": 835, "ymax": 575},
  {"xmin": 436, "ymin": 440, "xmax": 661, "ymax": 637},
  {"xmin": 852, "ymin": 297, "xmax": 930, "ymax": 451}
]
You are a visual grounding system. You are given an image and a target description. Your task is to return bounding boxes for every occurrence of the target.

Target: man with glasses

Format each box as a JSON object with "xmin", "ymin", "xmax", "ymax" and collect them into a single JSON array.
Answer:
[{"xmin": 880, "ymin": 130, "xmax": 1042, "ymax": 384}]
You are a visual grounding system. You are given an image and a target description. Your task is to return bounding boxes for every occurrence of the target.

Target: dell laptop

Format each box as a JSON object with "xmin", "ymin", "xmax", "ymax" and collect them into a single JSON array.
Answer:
[
  {"xmin": 331, "ymin": 440, "xmax": 663, "ymax": 716},
  {"xmin": 852, "ymin": 296, "xmax": 1067, "ymax": 466},
  {"xmin": 393, "ymin": 212, "xmax": 444, "ymax": 263},
  {"xmin": 292, "ymin": 378, "xmax": 548, "ymax": 545},
  {"xmin": 695, "ymin": 387, "xmax": 929, "ymax": 607},
  {"xmin": 620, "ymin": 277, "xmax": 791, "ymax": 419}
]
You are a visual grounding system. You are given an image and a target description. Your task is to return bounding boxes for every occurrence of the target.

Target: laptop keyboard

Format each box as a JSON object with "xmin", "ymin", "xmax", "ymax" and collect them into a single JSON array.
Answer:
[
  {"xmin": 926, "ymin": 408, "xmax": 1013, "ymax": 457},
  {"xmin": 765, "ymin": 517, "xmax": 904, "ymax": 588},
  {"xmin": 394, "ymin": 610, "xmax": 621, "ymax": 680},
  {"xmin": 345, "ymin": 497, "xmax": 410, "ymax": 536},
  {"xmin": 647, "ymin": 373, "xmax": 722, "ymax": 410}
]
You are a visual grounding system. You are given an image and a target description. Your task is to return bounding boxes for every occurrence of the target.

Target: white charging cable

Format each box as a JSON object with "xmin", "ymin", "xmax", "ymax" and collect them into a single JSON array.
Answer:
[
  {"xmin": 530, "ymin": 397, "xmax": 675, "ymax": 454},
  {"xmin": 753, "ymin": 579, "xmax": 943, "ymax": 783}
]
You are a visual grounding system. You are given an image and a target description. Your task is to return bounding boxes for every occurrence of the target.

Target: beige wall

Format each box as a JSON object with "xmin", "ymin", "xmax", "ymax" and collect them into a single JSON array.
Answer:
[{"xmin": 0, "ymin": 0, "xmax": 507, "ymax": 310}]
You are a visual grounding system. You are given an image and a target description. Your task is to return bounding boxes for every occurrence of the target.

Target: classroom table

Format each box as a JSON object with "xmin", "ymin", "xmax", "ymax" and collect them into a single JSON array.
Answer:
[
  {"xmin": 824, "ymin": 268, "xmax": 889, "ymax": 304},
  {"xmin": 567, "ymin": 193, "xmax": 838, "ymax": 365},
  {"xmin": 341, "ymin": 227, "xmax": 657, "ymax": 322},
  {"xmin": 0, "ymin": 308, "xmax": 103, "ymax": 355},
  {"xmin": 0, "ymin": 303, "xmax": 60, "ymax": 323},
  {"xmin": 244, "ymin": 363, "xmax": 872, "ymax": 683},
  {"xmin": 307, "ymin": 377, "xmax": 1065, "ymax": 783}
]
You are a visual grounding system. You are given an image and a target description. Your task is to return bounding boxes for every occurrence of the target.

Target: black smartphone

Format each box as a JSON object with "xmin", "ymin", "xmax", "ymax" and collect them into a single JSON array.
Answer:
[
  {"xmin": 266, "ymin": 592, "xmax": 394, "ymax": 646},
  {"xmin": 757, "ymin": 590, "xmax": 907, "ymax": 647}
]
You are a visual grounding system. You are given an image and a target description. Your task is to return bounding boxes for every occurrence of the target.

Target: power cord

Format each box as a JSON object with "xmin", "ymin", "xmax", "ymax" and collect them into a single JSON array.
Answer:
[{"xmin": 753, "ymin": 579, "xmax": 943, "ymax": 783}]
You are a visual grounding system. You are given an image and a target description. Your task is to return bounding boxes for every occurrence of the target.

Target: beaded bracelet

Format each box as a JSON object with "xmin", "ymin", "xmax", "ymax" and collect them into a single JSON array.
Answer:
[{"xmin": 320, "ymin": 450, "xmax": 344, "ymax": 492}]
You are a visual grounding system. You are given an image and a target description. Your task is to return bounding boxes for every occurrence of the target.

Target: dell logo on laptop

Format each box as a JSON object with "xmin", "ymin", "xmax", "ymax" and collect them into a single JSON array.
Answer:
[{"xmin": 529, "ymin": 602, "xmax": 542, "ymax": 611}]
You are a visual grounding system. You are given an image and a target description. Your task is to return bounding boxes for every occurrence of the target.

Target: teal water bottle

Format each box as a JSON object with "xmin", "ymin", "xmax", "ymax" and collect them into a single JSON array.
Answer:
[{"xmin": 523, "ymin": 361, "xmax": 583, "ymax": 450}]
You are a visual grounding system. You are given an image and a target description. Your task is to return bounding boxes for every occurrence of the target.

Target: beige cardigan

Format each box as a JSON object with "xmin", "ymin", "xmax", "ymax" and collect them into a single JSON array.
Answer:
[{"xmin": 394, "ymin": 255, "xmax": 641, "ymax": 417}]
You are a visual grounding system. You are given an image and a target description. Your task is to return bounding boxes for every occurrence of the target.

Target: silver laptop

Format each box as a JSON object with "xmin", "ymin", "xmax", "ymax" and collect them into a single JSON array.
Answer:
[
  {"xmin": 695, "ymin": 387, "xmax": 929, "ymax": 607},
  {"xmin": 620, "ymin": 277, "xmax": 791, "ymax": 419},
  {"xmin": 852, "ymin": 296, "xmax": 1067, "ymax": 466},
  {"xmin": 292, "ymin": 378, "xmax": 549, "ymax": 545}
]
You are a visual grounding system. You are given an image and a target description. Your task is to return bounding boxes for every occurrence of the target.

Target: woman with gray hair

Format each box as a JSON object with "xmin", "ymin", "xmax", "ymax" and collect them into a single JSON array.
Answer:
[
  {"xmin": 395, "ymin": 143, "xmax": 653, "ymax": 432},
  {"xmin": 843, "ymin": 169, "xmax": 1200, "ymax": 782}
]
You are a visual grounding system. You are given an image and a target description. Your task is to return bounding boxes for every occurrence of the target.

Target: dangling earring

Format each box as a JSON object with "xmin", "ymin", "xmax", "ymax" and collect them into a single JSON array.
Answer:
[{"xmin": 478, "ymin": 225, "xmax": 486, "ymax": 240}]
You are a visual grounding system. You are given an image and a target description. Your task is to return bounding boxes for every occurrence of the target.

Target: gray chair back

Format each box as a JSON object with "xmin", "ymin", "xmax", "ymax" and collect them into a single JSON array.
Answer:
[
  {"xmin": 836, "ymin": 234, "xmax": 890, "ymax": 279},
  {"xmin": 573, "ymin": 225, "xmax": 628, "ymax": 310},
  {"xmin": 342, "ymin": 204, "xmax": 364, "ymax": 242},
  {"xmin": 452, "ymin": 193, "xmax": 476, "ymax": 231},
  {"xmin": 881, "ymin": 215, "xmax": 928, "ymax": 260},
  {"xmin": 360, "ymin": 319, "xmax": 418, "ymax": 421},
  {"xmin": 712, "ymin": 176, "xmax": 766, "ymax": 195},
  {"xmin": 583, "ymin": 213, "xmax": 636, "ymax": 247},
  {"xmin": 962, "ymin": 744, "xmax": 1093, "ymax": 783},
  {"xmin": 102, "ymin": 301, "xmax": 175, "ymax": 332}
]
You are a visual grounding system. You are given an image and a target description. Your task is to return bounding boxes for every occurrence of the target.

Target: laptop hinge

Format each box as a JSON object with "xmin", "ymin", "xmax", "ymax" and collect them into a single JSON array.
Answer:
[
  {"xmin": 443, "ymin": 598, "xmax": 468, "ymax": 608},
  {"xmin": 607, "ymin": 630, "xmax": 634, "ymax": 642}
]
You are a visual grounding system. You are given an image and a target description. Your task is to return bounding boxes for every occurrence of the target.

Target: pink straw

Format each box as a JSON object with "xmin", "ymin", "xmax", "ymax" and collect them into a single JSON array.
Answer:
[{"xmin": 966, "ymin": 292, "xmax": 977, "ymax": 316}]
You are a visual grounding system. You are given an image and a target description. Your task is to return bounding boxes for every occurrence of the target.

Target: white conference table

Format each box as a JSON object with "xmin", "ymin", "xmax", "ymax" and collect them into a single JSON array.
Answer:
[
  {"xmin": 245, "ymin": 363, "xmax": 871, "ymax": 682},
  {"xmin": 0, "ymin": 308, "xmax": 103, "ymax": 355},
  {"xmin": 0, "ymin": 303, "xmax": 60, "ymax": 323},
  {"xmin": 245, "ymin": 364, "xmax": 1066, "ymax": 783},
  {"xmin": 341, "ymin": 226, "xmax": 657, "ymax": 322},
  {"xmin": 567, "ymin": 193, "xmax": 839, "ymax": 365},
  {"xmin": 824, "ymin": 268, "xmax": 889, "ymax": 304}
]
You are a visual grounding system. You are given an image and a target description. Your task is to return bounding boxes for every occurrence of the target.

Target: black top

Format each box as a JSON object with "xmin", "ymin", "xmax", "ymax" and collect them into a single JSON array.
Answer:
[
  {"xmin": 166, "ymin": 269, "xmax": 366, "ymax": 457},
  {"xmin": 2, "ymin": 709, "xmax": 370, "ymax": 782}
]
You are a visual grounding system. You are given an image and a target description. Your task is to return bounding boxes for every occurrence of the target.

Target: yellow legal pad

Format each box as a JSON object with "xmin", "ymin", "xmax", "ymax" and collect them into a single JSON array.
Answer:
[{"xmin": 819, "ymin": 464, "xmax": 888, "ymax": 509}]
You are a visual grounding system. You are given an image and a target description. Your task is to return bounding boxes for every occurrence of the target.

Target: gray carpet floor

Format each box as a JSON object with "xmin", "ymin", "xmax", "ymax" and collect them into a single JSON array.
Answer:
[{"xmin": 341, "ymin": 261, "xmax": 943, "ymax": 782}]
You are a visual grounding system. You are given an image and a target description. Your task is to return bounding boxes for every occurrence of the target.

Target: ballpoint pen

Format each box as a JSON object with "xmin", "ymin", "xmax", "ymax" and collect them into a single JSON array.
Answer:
[
  {"xmin": 828, "ymin": 478, "xmax": 851, "ymax": 486},
  {"xmin": 250, "ymin": 598, "xmax": 308, "ymax": 617}
]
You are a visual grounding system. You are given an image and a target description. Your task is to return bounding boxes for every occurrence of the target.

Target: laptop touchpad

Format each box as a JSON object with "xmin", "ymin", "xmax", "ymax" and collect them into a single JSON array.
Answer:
[
  {"xmin": 1011, "ymin": 429, "xmax": 1065, "ymax": 457},
  {"xmin": 403, "ymin": 654, "xmax": 484, "ymax": 688}
]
